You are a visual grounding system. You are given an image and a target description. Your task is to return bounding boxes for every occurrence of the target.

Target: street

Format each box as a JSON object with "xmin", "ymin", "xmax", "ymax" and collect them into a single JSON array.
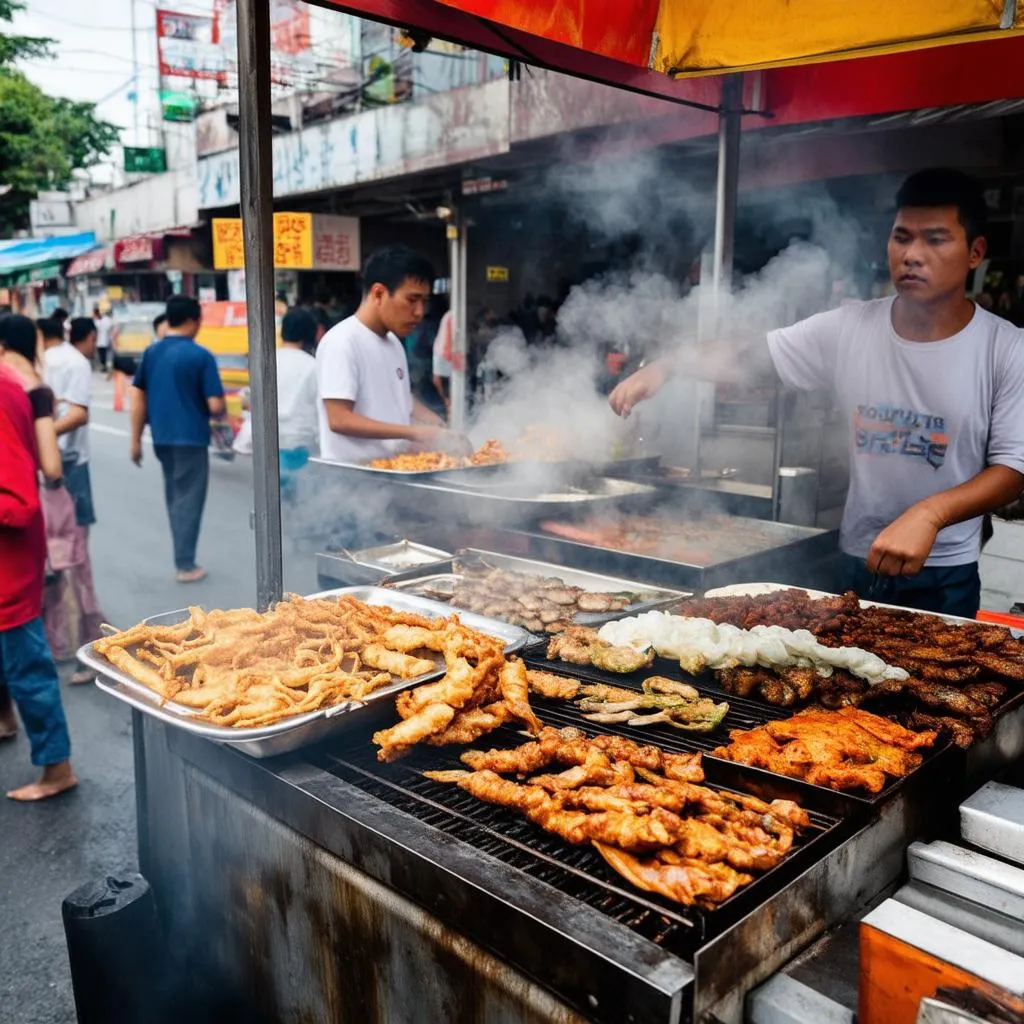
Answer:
[{"xmin": 0, "ymin": 376, "xmax": 318, "ymax": 1024}]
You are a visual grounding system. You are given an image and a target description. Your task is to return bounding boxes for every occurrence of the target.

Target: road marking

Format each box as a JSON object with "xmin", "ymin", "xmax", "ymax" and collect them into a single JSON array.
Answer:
[{"xmin": 89, "ymin": 423, "xmax": 131, "ymax": 438}]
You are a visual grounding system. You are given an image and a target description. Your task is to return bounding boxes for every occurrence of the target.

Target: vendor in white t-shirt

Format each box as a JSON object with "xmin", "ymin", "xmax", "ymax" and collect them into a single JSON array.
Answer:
[
  {"xmin": 316, "ymin": 245, "xmax": 466, "ymax": 463},
  {"xmin": 609, "ymin": 169, "xmax": 1024, "ymax": 618}
]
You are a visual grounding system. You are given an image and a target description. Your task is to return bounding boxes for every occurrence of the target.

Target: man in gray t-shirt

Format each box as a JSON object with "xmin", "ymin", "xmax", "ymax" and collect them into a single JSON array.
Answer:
[{"xmin": 610, "ymin": 169, "xmax": 1024, "ymax": 618}]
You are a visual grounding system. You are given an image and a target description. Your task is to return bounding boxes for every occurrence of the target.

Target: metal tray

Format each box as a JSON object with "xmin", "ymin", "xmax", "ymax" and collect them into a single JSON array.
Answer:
[
  {"xmin": 81, "ymin": 586, "xmax": 529, "ymax": 758},
  {"xmin": 383, "ymin": 548, "xmax": 692, "ymax": 625},
  {"xmin": 308, "ymin": 456, "xmax": 508, "ymax": 483},
  {"xmin": 341, "ymin": 539, "xmax": 452, "ymax": 575}
]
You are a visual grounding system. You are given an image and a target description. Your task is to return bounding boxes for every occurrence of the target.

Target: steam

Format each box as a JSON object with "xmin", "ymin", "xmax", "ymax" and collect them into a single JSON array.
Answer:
[{"xmin": 464, "ymin": 142, "xmax": 865, "ymax": 466}]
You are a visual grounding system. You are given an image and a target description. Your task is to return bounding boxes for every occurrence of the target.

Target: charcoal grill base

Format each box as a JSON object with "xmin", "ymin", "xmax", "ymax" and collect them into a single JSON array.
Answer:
[{"xmin": 132, "ymin": 705, "xmax": 961, "ymax": 1024}]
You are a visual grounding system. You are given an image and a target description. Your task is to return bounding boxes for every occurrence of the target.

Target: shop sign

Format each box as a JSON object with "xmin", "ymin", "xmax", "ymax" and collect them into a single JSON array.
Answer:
[
  {"xmin": 213, "ymin": 213, "xmax": 357, "ymax": 270},
  {"xmin": 157, "ymin": 9, "xmax": 226, "ymax": 81},
  {"xmin": 212, "ymin": 218, "xmax": 245, "ymax": 269},
  {"xmin": 312, "ymin": 214, "xmax": 360, "ymax": 271},
  {"xmin": 273, "ymin": 212, "xmax": 313, "ymax": 269},
  {"xmin": 486, "ymin": 266, "xmax": 509, "ymax": 283},
  {"xmin": 463, "ymin": 177, "xmax": 508, "ymax": 196},
  {"xmin": 124, "ymin": 147, "xmax": 168, "ymax": 174},
  {"xmin": 115, "ymin": 236, "xmax": 156, "ymax": 263},
  {"xmin": 66, "ymin": 248, "xmax": 110, "ymax": 277},
  {"xmin": 11, "ymin": 262, "xmax": 62, "ymax": 285}
]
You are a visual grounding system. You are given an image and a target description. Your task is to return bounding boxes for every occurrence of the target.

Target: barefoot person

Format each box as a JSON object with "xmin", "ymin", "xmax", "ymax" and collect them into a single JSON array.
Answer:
[
  {"xmin": 0, "ymin": 362, "xmax": 76, "ymax": 801},
  {"xmin": 609, "ymin": 169, "xmax": 1024, "ymax": 619}
]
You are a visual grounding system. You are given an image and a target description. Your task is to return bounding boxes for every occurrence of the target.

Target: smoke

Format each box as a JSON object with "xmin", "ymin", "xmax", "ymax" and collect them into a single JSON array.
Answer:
[{"xmin": 462, "ymin": 141, "xmax": 866, "ymax": 466}]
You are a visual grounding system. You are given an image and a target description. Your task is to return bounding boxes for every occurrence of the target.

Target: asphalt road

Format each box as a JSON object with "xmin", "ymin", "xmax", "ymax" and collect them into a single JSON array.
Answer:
[{"xmin": 0, "ymin": 376, "xmax": 319, "ymax": 1024}]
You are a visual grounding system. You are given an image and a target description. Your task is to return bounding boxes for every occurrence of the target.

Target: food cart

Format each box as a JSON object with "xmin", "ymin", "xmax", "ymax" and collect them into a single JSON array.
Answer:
[{"xmin": 93, "ymin": 3, "xmax": 1024, "ymax": 1023}]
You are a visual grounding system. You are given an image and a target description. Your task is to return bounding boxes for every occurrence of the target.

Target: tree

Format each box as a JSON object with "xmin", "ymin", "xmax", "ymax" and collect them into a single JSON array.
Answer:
[{"xmin": 0, "ymin": 0, "xmax": 119, "ymax": 234}]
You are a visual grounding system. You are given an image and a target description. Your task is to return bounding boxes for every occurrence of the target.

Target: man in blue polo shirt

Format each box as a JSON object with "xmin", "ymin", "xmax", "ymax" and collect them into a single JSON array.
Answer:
[{"xmin": 130, "ymin": 296, "xmax": 225, "ymax": 583}]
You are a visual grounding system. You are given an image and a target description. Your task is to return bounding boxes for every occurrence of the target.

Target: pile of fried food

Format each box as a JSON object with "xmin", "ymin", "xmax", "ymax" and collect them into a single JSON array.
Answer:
[
  {"xmin": 372, "ymin": 637, "xmax": 541, "ymax": 761},
  {"xmin": 528, "ymin": 670, "xmax": 730, "ymax": 733},
  {"xmin": 368, "ymin": 440, "xmax": 508, "ymax": 472},
  {"xmin": 448, "ymin": 561, "xmax": 639, "ymax": 634},
  {"xmin": 426, "ymin": 727, "xmax": 811, "ymax": 907},
  {"xmin": 682, "ymin": 590, "xmax": 1024, "ymax": 747},
  {"xmin": 93, "ymin": 595, "xmax": 489, "ymax": 729},
  {"xmin": 713, "ymin": 707, "xmax": 937, "ymax": 793}
]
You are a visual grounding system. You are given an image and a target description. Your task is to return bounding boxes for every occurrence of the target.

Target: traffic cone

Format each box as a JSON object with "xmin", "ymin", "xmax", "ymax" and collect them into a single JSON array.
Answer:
[{"xmin": 113, "ymin": 371, "xmax": 125, "ymax": 412}]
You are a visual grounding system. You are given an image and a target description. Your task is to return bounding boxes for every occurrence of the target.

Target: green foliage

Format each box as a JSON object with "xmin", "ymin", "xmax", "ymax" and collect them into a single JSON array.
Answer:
[{"xmin": 0, "ymin": 0, "xmax": 119, "ymax": 233}]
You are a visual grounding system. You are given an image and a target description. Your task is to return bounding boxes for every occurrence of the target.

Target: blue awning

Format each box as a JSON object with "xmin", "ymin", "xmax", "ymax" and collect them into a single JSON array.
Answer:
[{"xmin": 0, "ymin": 232, "xmax": 100, "ymax": 277}]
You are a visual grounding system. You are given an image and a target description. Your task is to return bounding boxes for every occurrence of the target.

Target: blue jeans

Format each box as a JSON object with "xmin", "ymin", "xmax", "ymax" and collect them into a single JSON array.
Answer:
[
  {"xmin": 154, "ymin": 445, "xmax": 209, "ymax": 571},
  {"xmin": 280, "ymin": 447, "xmax": 310, "ymax": 503},
  {"xmin": 838, "ymin": 553, "xmax": 981, "ymax": 619},
  {"xmin": 0, "ymin": 618, "xmax": 71, "ymax": 766}
]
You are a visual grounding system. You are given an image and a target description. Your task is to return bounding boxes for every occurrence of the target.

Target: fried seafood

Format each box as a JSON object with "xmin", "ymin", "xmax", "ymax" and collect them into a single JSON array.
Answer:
[
  {"xmin": 91, "ymin": 595, "xmax": 472, "ymax": 729},
  {"xmin": 526, "ymin": 669, "xmax": 581, "ymax": 701},
  {"xmin": 429, "ymin": 728, "xmax": 809, "ymax": 907},
  {"xmin": 712, "ymin": 706, "xmax": 938, "ymax": 793},
  {"xmin": 374, "ymin": 654, "xmax": 540, "ymax": 761}
]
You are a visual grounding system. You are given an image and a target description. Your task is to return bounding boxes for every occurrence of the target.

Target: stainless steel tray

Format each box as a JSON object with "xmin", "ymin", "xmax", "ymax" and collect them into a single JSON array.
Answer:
[
  {"xmin": 81, "ymin": 586, "xmax": 529, "ymax": 758},
  {"xmin": 384, "ymin": 548, "xmax": 692, "ymax": 624},
  {"xmin": 344, "ymin": 539, "xmax": 452, "ymax": 574},
  {"xmin": 308, "ymin": 456, "xmax": 505, "ymax": 483}
]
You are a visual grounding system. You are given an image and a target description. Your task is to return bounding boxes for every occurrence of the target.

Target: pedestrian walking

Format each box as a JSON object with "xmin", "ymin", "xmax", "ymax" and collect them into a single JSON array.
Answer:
[
  {"xmin": 41, "ymin": 316, "xmax": 105, "ymax": 680},
  {"xmin": 130, "ymin": 295, "xmax": 225, "ymax": 583},
  {"xmin": 233, "ymin": 306, "xmax": 319, "ymax": 500},
  {"xmin": 93, "ymin": 305, "xmax": 116, "ymax": 373},
  {"xmin": 0, "ymin": 363, "xmax": 77, "ymax": 802}
]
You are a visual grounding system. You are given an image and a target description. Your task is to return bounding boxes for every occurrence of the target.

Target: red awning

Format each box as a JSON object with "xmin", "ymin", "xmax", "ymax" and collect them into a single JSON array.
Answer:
[{"xmin": 66, "ymin": 247, "xmax": 111, "ymax": 277}]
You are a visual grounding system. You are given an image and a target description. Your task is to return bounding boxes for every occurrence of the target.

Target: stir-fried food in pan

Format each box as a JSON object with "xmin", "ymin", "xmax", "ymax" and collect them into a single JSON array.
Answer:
[
  {"xmin": 368, "ymin": 440, "xmax": 508, "ymax": 472},
  {"xmin": 426, "ymin": 727, "xmax": 812, "ymax": 907},
  {"xmin": 712, "ymin": 707, "xmax": 938, "ymax": 794},
  {"xmin": 93, "ymin": 595, "xmax": 494, "ymax": 729}
]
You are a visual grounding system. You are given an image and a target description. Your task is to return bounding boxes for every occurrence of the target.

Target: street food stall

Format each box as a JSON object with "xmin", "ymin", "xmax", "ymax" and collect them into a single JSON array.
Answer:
[{"xmin": 84, "ymin": 2, "xmax": 1024, "ymax": 1023}]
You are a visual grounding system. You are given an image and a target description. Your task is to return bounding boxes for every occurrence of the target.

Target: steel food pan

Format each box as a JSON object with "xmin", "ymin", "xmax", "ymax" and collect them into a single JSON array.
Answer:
[
  {"xmin": 82, "ymin": 586, "xmax": 529, "ymax": 758},
  {"xmin": 308, "ymin": 456, "xmax": 507, "ymax": 483},
  {"xmin": 343, "ymin": 539, "xmax": 452, "ymax": 574},
  {"xmin": 384, "ymin": 547, "xmax": 692, "ymax": 624}
]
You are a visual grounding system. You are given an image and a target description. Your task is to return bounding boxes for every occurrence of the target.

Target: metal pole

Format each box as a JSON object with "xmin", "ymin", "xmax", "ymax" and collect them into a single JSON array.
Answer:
[
  {"xmin": 448, "ymin": 212, "xmax": 469, "ymax": 432},
  {"xmin": 711, "ymin": 74, "xmax": 743, "ymax": 297},
  {"xmin": 130, "ymin": 0, "xmax": 139, "ymax": 144},
  {"xmin": 236, "ymin": 0, "xmax": 283, "ymax": 610}
]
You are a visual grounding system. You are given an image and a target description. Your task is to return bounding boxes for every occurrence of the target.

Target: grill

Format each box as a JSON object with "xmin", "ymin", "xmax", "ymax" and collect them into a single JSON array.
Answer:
[
  {"xmin": 313, "ymin": 699, "xmax": 859, "ymax": 963},
  {"xmin": 525, "ymin": 644, "xmax": 957, "ymax": 806}
]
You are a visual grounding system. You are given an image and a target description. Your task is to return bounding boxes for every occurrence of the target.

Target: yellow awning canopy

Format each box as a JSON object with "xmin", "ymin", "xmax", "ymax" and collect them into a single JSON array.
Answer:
[{"xmin": 653, "ymin": 0, "xmax": 1023, "ymax": 74}]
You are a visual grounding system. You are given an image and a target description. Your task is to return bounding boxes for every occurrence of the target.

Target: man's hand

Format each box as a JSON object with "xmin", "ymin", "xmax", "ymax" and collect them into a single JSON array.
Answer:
[
  {"xmin": 866, "ymin": 503, "xmax": 943, "ymax": 576},
  {"xmin": 410, "ymin": 425, "xmax": 471, "ymax": 455},
  {"xmin": 608, "ymin": 360, "xmax": 670, "ymax": 417},
  {"xmin": 130, "ymin": 439, "xmax": 143, "ymax": 467}
]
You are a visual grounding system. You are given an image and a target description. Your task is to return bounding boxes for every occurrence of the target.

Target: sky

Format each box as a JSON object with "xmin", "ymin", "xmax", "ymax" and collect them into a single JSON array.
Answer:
[{"xmin": 12, "ymin": 0, "xmax": 216, "ymax": 167}]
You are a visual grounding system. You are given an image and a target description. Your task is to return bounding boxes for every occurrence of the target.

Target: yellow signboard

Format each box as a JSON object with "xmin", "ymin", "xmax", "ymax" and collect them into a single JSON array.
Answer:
[
  {"xmin": 212, "ymin": 218, "xmax": 245, "ymax": 270},
  {"xmin": 213, "ymin": 213, "xmax": 318, "ymax": 270},
  {"xmin": 272, "ymin": 212, "xmax": 313, "ymax": 269},
  {"xmin": 486, "ymin": 265, "xmax": 509, "ymax": 283}
]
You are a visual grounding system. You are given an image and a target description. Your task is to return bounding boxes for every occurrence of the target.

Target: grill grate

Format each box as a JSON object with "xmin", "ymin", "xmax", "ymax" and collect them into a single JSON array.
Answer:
[
  {"xmin": 525, "ymin": 643, "xmax": 953, "ymax": 804},
  {"xmin": 315, "ymin": 699, "xmax": 855, "ymax": 958}
]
